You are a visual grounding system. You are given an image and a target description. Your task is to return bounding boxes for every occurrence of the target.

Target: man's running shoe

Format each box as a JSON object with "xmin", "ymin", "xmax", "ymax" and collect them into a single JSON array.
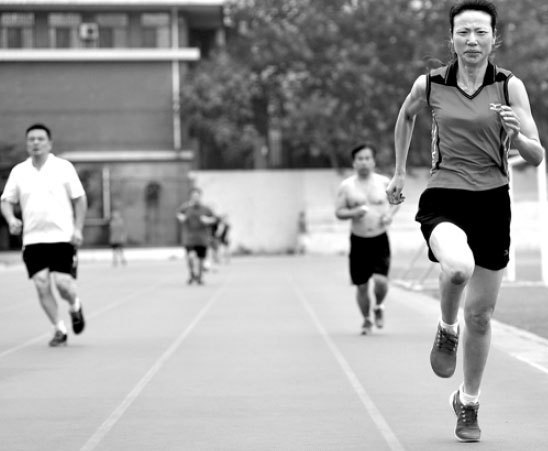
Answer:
[
  {"xmin": 430, "ymin": 324, "xmax": 459, "ymax": 378},
  {"xmin": 373, "ymin": 307, "xmax": 384, "ymax": 328},
  {"xmin": 70, "ymin": 306, "xmax": 85, "ymax": 334},
  {"xmin": 450, "ymin": 390, "xmax": 481, "ymax": 442},
  {"xmin": 49, "ymin": 330, "xmax": 67, "ymax": 347},
  {"xmin": 361, "ymin": 318, "xmax": 373, "ymax": 335}
]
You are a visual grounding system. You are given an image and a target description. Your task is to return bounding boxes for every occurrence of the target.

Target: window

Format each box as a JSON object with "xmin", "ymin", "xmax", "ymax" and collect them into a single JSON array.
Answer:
[
  {"xmin": 96, "ymin": 13, "xmax": 128, "ymax": 48},
  {"xmin": 140, "ymin": 13, "xmax": 170, "ymax": 47},
  {"xmin": 49, "ymin": 13, "xmax": 81, "ymax": 48},
  {"xmin": 189, "ymin": 28, "xmax": 216, "ymax": 58},
  {"xmin": 0, "ymin": 13, "xmax": 34, "ymax": 48},
  {"xmin": 98, "ymin": 27, "xmax": 114, "ymax": 47},
  {"xmin": 54, "ymin": 27, "xmax": 72, "ymax": 48}
]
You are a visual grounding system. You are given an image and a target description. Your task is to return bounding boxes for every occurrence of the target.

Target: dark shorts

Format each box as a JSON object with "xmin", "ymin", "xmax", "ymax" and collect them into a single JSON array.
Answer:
[
  {"xmin": 110, "ymin": 243, "xmax": 124, "ymax": 249},
  {"xmin": 415, "ymin": 185, "xmax": 511, "ymax": 271},
  {"xmin": 22, "ymin": 242, "xmax": 78, "ymax": 279},
  {"xmin": 185, "ymin": 245, "xmax": 207, "ymax": 259},
  {"xmin": 349, "ymin": 233, "xmax": 391, "ymax": 286}
]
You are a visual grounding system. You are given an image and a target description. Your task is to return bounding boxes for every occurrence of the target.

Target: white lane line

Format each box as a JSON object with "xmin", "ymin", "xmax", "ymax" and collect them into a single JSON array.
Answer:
[
  {"xmin": 394, "ymin": 285, "xmax": 548, "ymax": 376},
  {"xmin": 290, "ymin": 281, "xmax": 406, "ymax": 451},
  {"xmin": 80, "ymin": 284, "xmax": 226, "ymax": 451},
  {"xmin": 491, "ymin": 320, "xmax": 548, "ymax": 376},
  {"xmin": 0, "ymin": 281, "xmax": 166, "ymax": 360}
]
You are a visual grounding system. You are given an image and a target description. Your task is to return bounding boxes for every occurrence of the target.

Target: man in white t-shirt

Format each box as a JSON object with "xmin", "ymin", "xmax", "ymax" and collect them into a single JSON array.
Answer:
[{"xmin": 1, "ymin": 124, "xmax": 88, "ymax": 347}]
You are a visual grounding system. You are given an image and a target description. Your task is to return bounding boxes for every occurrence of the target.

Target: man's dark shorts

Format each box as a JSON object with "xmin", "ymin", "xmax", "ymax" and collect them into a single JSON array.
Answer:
[
  {"xmin": 349, "ymin": 233, "xmax": 391, "ymax": 286},
  {"xmin": 185, "ymin": 245, "xmax": 207, "ymax": 259},
  {"xmin": 415, "ymin": 185, "xmax": 510, "ymax": 271},
  {"xmin": 22, "ymin": 242, "xmax": 78, "ymax": 279}
]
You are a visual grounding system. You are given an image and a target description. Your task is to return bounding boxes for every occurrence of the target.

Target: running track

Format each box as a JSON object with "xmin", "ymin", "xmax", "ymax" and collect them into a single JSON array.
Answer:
[{"xmin": 1, "ymin": 255, "xmax": 547, "ymax": 450}]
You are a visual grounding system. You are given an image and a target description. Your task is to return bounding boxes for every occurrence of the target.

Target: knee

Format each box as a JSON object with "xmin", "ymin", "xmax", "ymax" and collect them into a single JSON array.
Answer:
[
  {"xmin": 357, "ymin": 283, "xmax": 369, "ymax": 295},
  {"xmin": 54, "ymin": 275, "xmax": 75, "ymax": 299},
  {"xmin": 465, "ymin": 309, "xmax": 493, "ymax": 334},
  {"xmin": 373, "ymin": 275, "xmax": 388, "ymax": 293},
  {"xmin": 445, "ymin": 263, "xmax": 474, "ymax": 286},
  {"xmin": 33, "ymin": 273, "xmax": 51, "ymax": 295}
]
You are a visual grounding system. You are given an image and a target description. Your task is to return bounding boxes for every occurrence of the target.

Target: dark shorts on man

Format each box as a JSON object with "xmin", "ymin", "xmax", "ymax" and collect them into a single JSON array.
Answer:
[
  {"xmin": 185, "ymin": 245, "xmax": 207, "ymax": 259},
  {"xmin": 349, "ymin": 232, "xmax": 391, "ymax": 286},
  {"xmin": 22, "ymin": 242, "xmax": 78, "ymax": 279},
  {"xmin": 415, "ymin": 185, "xmax": 510, "ymax": 271}
]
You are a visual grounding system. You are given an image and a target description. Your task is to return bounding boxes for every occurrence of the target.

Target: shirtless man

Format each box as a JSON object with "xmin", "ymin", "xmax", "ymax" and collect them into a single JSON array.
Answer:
[{"xmin": 335, "ymin": 143, "xmax": 399, "ymax": 334}]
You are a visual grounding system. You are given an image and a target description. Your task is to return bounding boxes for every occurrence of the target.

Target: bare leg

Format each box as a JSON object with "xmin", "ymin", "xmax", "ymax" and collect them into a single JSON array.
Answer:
[
  {"xmin": 462, "ymin": 266, "xmax": 503, "ymax": 396},
  {"xmin": 372, "ymin": 274, "xmax": 388, "ymax": 306},
  {"xmin": 356, "ymin": 282, "xmax": 371, "ymax": 319},
  {"xmin": 186, "ymin": 251, "xmax": 197, "ymax": 281},
  {"xmin": 53, "ymin": 272, "xmax": 78, "ymax": 307},
  {"xmin": 429, "ymin": 223, "xmax": 475, "ymax": 324},
  {"xmin": 32, "ymin": 269, "xmax": 59, "ymax": 326},
  {"xmin": 196, "ymin": 257, "xmax": 205, "ymax": 283}
]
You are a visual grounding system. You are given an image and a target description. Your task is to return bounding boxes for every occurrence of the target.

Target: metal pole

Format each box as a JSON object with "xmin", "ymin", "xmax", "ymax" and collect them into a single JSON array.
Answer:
[
  {"xmin": 171, "ymin": 7, "xmax": 181, "ymax": 150},
  {"xmin": 102, "ymin": 166, "xmax": 111, "ymax": 219},
  {"xmin": 537, "ymin": 157, "xmax": 548, "ymax": 285},
  {"xmin": 506, "ymin": 156, "xmax": 523, "ymax": 282}
]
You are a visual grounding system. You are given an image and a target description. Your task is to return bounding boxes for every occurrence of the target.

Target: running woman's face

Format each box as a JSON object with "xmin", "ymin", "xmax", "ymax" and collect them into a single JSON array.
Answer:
[
  {"xmin": 353, "ymin": 148, "xmax": 375, "ymax": 176},
  {"xmin": 451, "ymin": 10, "xmax": 495, "ymax": 65},
  {"xmin": 26, "ymin": 128, "xmax": 52, "ymax": 159}
]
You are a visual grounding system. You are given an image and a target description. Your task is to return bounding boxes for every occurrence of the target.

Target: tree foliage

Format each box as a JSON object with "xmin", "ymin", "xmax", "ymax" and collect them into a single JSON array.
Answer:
[{"xmin": 181, "ymin": 0, "xmax": 548, "ymax": 170}]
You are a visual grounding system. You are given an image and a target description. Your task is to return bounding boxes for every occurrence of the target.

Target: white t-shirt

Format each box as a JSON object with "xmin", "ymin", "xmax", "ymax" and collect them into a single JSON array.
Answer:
[{"xmin": 1, "ymin": 154, "xmax": 86, "ymax": 245}]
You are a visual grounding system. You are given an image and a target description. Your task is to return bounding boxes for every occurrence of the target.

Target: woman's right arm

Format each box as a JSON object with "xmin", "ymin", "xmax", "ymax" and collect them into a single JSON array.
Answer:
[{"xmin": 387, "ymin": 75, "xmax": 428, "ymax": 204}]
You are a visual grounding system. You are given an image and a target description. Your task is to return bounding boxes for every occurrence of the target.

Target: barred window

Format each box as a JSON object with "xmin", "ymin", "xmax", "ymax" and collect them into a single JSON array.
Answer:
[
  {"xmin": 96, "ymin": 13, "xmax": 128, "ymax": 48},
  {"xmin": 48, "ymin": 13, "xmax": 81, "ymax": 48},
  {"xmin": 0, "ymin": 13, "xmax": 34, "ymax": 48},
  {"xmin": 140, "ymin": 13, "xmax": 170, "ymax": 48}
]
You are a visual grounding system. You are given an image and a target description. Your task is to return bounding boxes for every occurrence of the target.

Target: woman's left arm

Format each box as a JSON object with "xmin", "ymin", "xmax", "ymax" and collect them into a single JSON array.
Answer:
[{"xmin": 504, "ymin": 76, "xmax": 545, "ymax": 166}]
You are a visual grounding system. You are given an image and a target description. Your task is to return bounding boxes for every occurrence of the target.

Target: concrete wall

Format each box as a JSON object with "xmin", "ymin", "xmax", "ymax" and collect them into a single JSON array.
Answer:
[
  {"xmin": 190, "ymin": 167, "xmax": 547, "ymax": 255},
  {"xmin": 190, "ymin": 169, "xmax": 423, "ymax": 254},
  {"xmin": 79, "ymin": 160, "xmax": 192, "ymax": 247}
]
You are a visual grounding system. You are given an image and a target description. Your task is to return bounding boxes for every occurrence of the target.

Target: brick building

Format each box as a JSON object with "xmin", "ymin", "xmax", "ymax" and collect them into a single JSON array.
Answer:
[{"xmin": 0, "ymin": 0, "xmax": 225, "ymax": 248}]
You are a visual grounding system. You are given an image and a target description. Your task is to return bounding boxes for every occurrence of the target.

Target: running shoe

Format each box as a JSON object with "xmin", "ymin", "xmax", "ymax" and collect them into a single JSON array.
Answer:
[
  {"xmin": 70, "ymin": 306, "xmax": 86, "ymax": 335},
  {"xmin": 361, "ymin": 318, "xmax": 373, "ymax": 335},
  {"xmin": 450, "ymin": 390, "xmax": 481, "ymax": 442},
  {"xmin": 373, "ymin": 307, "xmax": 384, "ymax": 328},
  {"xmin": 49, "ymin": 330, "xmax": 67, "ymax": 347},
  {"xmin": 430, "ymin": 324, "xmax": 459, "ymax": 378}
]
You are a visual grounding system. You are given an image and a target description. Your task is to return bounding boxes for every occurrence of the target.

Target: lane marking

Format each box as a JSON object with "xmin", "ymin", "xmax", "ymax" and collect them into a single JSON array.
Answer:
[
  {"xmin": 0, "ymin": 280, "xmax": 167, "ymax": 360},
  {"xmin": 393, "ymin": 285, "xmax": 548, "ymax": 376},
  {"xmin": 80, "ymin": 284, "xmax": 226, "ymax": 451},
  {"xmin": 290, "ymin": 280, "xmax": 406, "ymax": 451},
  {"xmin": 492, "ymin": 321, "xmax": 548, "ymax": 376}
]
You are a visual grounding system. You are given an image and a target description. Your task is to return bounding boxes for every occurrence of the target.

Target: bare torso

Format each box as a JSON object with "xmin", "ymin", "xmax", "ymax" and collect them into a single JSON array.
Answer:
[{"xmin": 342, "ymin": 173, "xmax": 391, "ymax": 237}]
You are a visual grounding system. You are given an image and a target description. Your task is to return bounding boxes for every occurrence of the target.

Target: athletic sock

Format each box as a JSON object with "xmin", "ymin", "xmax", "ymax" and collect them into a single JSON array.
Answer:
[
  {"xmin": 459, "ymin": 383, "xmax": 480, "ymax": 404},
  {"xmin": 374, "ymin": 304, "xmax": 384, "ymax": 311},
  {"xmin": 440, "ymin": 318, "xmax": 459, "ymax": 335},
  {"xmin": 56, "ymin": 321, "xmax": 67, "ymax": 334},
  {"xmin": 69, "ymin": 297, "xmax": 81, "ymax": 313}
]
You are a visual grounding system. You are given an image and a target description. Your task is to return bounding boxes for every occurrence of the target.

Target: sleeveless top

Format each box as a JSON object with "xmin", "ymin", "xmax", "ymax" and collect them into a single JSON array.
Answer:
[{"xmin": 426, "ymin": 61, "xmax": 513, "ymax": 191}]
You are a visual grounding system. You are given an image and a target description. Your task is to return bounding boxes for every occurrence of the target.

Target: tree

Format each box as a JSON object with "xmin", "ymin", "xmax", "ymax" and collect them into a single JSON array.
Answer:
[{"xmin": 181, "ymin": 0, "xmax": 548, "ymax": 170}]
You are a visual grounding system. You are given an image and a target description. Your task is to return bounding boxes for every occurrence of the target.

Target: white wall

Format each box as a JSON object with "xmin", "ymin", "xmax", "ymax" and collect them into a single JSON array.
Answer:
[{"xmin": 190, "ymin": 167, "xmax": 545, "ymax": 254}]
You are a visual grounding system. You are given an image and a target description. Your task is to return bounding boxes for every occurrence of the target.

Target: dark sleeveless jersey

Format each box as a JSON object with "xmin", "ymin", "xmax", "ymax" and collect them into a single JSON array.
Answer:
[{"xmin": 426, "ymin": 61, "xmax": 513, "ymax": 190}]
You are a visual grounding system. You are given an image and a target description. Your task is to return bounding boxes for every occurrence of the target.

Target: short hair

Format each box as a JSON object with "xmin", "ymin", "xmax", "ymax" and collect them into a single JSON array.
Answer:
[
  {"xmin": 449, "ymin": 0, "xmax": 498, "ymax": 33},
  {"xmin": 26, "ymin": 123, "xmax": 52, "ymax": 139},
  {"xmin": 350, "ymin": 143, "xmax": 377, "ymax": 160}
]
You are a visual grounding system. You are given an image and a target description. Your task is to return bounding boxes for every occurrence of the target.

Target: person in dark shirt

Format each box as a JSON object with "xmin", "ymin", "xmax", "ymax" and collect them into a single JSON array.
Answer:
[{"xmin": 176, "ymin": 187, "xmax": 216, "ymax": 284}]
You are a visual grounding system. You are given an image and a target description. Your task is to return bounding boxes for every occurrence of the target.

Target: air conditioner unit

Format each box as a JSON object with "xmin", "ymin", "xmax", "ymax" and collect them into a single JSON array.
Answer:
[{"xmin": 79, "ymin": 23, "xmax": 99, "ymax": 41}]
